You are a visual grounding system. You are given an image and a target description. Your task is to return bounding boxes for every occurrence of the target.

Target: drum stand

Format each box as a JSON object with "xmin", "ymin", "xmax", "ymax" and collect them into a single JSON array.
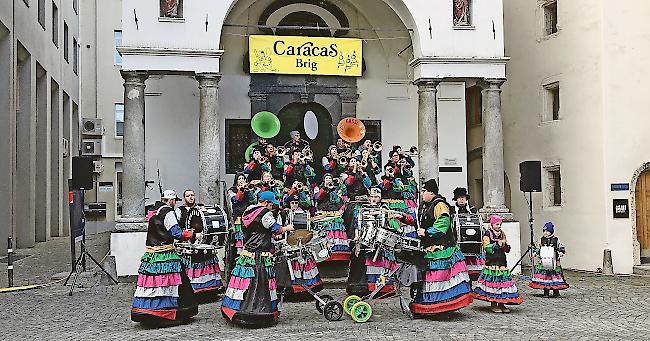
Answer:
[{"xmin": 510, "ymin": 191, "xmax": 535, "ymax": 275}]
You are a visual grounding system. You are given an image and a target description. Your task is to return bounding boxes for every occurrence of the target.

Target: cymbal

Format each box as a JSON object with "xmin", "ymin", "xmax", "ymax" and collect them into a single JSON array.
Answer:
[{"xmin": 287, "ymin": 229, "xmax": 313, "ymax": 246}]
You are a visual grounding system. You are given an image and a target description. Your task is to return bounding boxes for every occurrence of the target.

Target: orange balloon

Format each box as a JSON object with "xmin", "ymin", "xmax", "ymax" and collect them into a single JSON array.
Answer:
[{"xmin": 337, "ymin": 117, "xmax": 366, "ymax": 143}]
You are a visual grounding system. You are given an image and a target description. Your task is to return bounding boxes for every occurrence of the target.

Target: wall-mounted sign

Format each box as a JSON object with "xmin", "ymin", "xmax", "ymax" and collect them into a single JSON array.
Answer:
[
  {"xmin": 249, "ymin": 35, "xmax": 362, "ymax": 76},
  {"xmin": 613, "ymin": 199, "xmax": 629, "ymax": 219},
  {"xmin": 611, "ymin": 183, "xmax": 630, "ymax": 191}
]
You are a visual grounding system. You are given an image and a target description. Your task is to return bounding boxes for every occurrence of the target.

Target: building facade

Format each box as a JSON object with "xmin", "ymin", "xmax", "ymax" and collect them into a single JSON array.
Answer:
[
  {"xmin": 0, "ymin": 0, "xmax": 81, "ymax": 255},
  {"xmin": 503, "ymin": 0, "xmax": 650, "ymax": 274},
  {"xmin": 105, "ymin": 0, "xmax": 520, "ymax": 276}
]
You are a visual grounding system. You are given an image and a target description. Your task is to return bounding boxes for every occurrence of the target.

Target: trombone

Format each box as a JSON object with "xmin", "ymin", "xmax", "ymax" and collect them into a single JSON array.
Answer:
[{"xmin": 403, "ymin": 146, "xmax": 418, "ymax": 157}]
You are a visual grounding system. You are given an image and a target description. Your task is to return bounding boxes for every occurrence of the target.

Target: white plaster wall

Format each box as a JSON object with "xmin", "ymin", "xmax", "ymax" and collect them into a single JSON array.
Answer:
[
  {"xmin": 111, "ymin": 231, "xmax": 147, "ymax": 276},
  {"xmin": 601, "ymin": 1, "xmax": 650, "ymax": 274},
  {"xmin": 502, "ymin": 0, "xmax": 608, "ymax": 272},
  {"xmin": 437, "ymin": 82, "xmax": 468, "ymax": 199},
  {"xmin": 144, "ymin": 75, "xmax": 200, "ymax": 207}
]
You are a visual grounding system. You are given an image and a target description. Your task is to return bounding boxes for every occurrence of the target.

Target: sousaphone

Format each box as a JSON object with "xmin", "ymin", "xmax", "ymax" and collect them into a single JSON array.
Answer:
[
  {"xmin": 337, "ymin": 117, "xmax": 366, "ymax": 143},
  {"xmin": 251, "ymin": 111, "xmax": 281, "ymax": 139}
]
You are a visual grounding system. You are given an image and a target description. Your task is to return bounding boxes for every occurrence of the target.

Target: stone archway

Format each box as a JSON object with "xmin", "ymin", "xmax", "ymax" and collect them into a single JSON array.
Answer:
[{"xmin": 631, "ymin": 162, "xmax": 650, "ymax": 265}]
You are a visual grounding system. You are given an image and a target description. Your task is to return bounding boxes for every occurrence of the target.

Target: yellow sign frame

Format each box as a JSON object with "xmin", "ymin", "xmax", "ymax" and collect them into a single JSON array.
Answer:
[{"xmin": 249, "ymin": 35, "xmax": 362, "ymax": 77}]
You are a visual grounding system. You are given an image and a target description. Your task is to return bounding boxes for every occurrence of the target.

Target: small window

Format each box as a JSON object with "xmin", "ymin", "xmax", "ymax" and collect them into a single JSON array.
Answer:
[
  {"xmin": 63, "ymin": 22, "xmax": 69, "ymax": 62},
  {"xmin": 73, "ymin": 37, "xmax": 78, "ymax": 74},
  {"xmin": 160, "ymin": 0, "xmax": 183, "ymax": 18},
  {"xmin": 51, "ymin": 2, "xmax": 58, "ymax": 47},
  {"xmin": 114, "ymin": 31, "xmax": 122, "ymax": 65},
  {"xmin": 115, "ymin": 103, "xmax": 124, "ymax": 137},
  {"xmin": 38, "ymin": 0, "xmax": 46, "ymax": 28},
  {"xmin": 543, "ymin": 82, "xmax": 560, "ymax": 121},
  {"xmin": 545, "ymin": 166, "xmax": 562, "ymax": 207},
  {"xmin": 225, "ymin": 119, "xmax": 252, "ymax": 174},
  {"xmin": 544, "ymin": 1, "xmax": 558, "ymax": 36},
  {"xmin": 465, "ymin": 85, "xmax": 482, "ymax": 126}
]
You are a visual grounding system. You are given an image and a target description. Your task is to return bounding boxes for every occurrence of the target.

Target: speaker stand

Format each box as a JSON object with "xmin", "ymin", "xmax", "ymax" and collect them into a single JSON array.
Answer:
[{"xmin": 510, "ymin": 191, "xmax": 535, "ymax": 275}]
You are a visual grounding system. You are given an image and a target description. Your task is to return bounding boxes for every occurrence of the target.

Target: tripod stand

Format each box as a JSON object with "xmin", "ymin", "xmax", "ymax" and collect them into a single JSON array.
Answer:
[
  {"xmin": 64, "ymin": 189, "xmax": 118, "ymax": 296},
  {"xmin": 510, "ymin": 191, "xmax": 536, "ymax": 275},
  {"xmin": 64, "ymin": 236, "xmax": 118, "ymax": 296}
]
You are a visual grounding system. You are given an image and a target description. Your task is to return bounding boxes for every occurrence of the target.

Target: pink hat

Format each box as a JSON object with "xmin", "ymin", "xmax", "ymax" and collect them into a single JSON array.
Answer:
[{"xmin": 489, "ymin": 215, "xmax": 503, "ymax": 225}]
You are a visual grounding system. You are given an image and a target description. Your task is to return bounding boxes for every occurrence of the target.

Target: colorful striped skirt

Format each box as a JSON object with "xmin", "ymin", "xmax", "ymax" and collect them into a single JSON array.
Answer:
[
  {"xmin": 182, "ymin": 253, "xmax": 223, "ymax": 301},
  {"xmin": 528, "ymin": 263, "xmax": 569, "ymax": 290},
  {"xmin": 384, "ymin": 199, "xmax": 417, "ymax": 238},
  {"xmin": 312, "ymin": 213, "xmax": 349, "ymax": 261},
  {"xmin": 221, "ymin": 251, "xmax": 279, "ymax": 328},
  {"xmin": 347, "ymin": 248, "xmax": 399, "ymax": 297},
  {"xmin": 410, "ymin": 245, "xmax": 473, "ymax": 316},
  {"xmin": 131, "ymin": 249, "xmax": 198, "ymax": 324},
  {"xmin": 276, "ymin": 253, "xmax": 323, "ymax": 302},
  {"xmin": 473, "ymin": 265, "xmax": 523, "ymax": 304},
  {"xmin": 464, "ymin": 254, "xmax": 486, "ymax": 280},
  {"xmin": 232, "ymin": 217, "xmax": 245, "ymax": 253}
]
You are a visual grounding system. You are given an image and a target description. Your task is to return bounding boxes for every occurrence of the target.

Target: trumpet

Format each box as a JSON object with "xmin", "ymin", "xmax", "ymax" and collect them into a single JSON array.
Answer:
[
  {"xmin": 338, "ymin": 156, "xmax": 348, "ymax": 167},
  {"xmin": 276, "ymin": 146, "xmax": 286, "ymax": 157},
  {"xmin": 386, "ymin": 167, "xmax": 395, "ymax": 177},
  {"xmin": 332, "ymin": 177, "xmax": 341, "ymax": 186},
  {"xmin": 304, "ymin": 149, "xmax": 313, "ymax": 160},
  {"xmin": 269, "ymin": 180, "xmax": 276, "ymax": 187},
  {"xmin": 373, "ymin": 141, "xmax": 383, "ymax": 153},
  {"xmin": 295, "ymin": 182, "xmax": 304, "ymax": 191},
  {"xmin": 403, "ymin": 146, "xmax": 419, "ymax": 157},
  {"xmin": 360, "ymin": 160, "xmax": 368, "ymax": 169}
]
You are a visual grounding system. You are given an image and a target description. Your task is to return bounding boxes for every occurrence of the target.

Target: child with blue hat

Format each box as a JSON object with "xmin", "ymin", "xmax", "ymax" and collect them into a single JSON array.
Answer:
[{"xmin": 529, "ymin": 221, "xmax": 569, "ymax": 297}]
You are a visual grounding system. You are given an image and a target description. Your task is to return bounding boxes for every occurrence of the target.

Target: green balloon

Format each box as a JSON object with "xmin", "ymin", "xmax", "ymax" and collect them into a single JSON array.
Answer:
[{"xmin": 252, "ymin": 111, "xmax": 281, "ymax": 138}]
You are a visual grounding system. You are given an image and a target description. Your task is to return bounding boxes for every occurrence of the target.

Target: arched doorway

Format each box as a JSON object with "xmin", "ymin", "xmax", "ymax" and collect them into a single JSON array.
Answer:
[
  {"xmin": 635, "ymin": 167, "xmax": 650, "ymax": 264},
  {"xmin": 276, "ymin": 102, "xmax": 333, "ymax": 179}
]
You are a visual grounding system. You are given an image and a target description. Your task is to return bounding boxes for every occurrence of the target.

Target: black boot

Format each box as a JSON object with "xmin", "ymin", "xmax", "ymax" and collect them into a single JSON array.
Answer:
[{"xmin": 543, "ymin": 288, "xmax": 550, "ymax": 297}]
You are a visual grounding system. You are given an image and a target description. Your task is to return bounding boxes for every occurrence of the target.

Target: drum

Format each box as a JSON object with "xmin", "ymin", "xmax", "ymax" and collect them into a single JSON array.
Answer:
[
  {"xmin": 540, "ymin": 245, "xmax": 556, "ymax": 270},
  {"xmin": 358, "ymin": 218, "xmax": 378, "ymax": 247},
  {"xmin": 175, "ymin": 242, "xmax": 219, "ymax": 256},
  {"xmin": 203, "ymin": 205, "xmax": 228, "ymax": 246},
  {"xmin": 454, "ymin": 213, "xmax": 484, "ymax": 255},
  {"xmin": 290, "ymin": 211, "xmax": 310, "ymax": 230},
  {"xmin": 308, "ymin": 233, "xmax": 332, "ymax": 262},
  {"xmin": 399, "ymin": 236, "xmax": 421, "ymax": 252},
  {"xmin": 375, "ymin": 228, "xmax": 400, "ymax": 249}
]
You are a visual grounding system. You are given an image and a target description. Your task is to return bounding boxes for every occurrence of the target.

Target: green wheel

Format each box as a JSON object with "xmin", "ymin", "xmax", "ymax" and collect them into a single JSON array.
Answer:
[
  {"xmin": 343, "ymin": 295, "xmax": 361, "ymax": 315},
  {"xmin": 350, "ymin": 301, "xmax": 372, "ymax": 323}
]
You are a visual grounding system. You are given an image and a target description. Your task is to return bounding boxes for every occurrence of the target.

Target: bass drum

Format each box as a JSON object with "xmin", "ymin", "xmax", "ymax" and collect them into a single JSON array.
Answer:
[{"xmin": 394, "ymin": 249, "xmax": 425, "ymax": 266}]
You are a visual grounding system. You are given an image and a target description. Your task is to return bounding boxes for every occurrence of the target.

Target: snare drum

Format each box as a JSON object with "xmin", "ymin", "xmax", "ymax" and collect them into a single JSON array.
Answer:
[
  {"xmin": 399, "ymin": 236, "xmax": 421, "ymax": 252},
  {"xmin": 175, "ymin": 242, "xmax": 218, "ymax": 256},
  {"xmin": 290, "ymin": 211, "xmax": 310, "ymax": 230},
  {"xmin": 540, "ymin": 245, "xmax": 556, "ymax": 270},
  {"xmin": 308, "ymin": 234, "xmax": 332, "ymax": 262},
  {"xmin": 375, "ymin": 228, "xmax": 400, "ymax": 249},
  {"xmin": 358, "ymin": 218, "xmax": 378, "ymax": 247},
  {"xmin": 203, "ymin": 205, "xmax": 228, "ymax": 246}
]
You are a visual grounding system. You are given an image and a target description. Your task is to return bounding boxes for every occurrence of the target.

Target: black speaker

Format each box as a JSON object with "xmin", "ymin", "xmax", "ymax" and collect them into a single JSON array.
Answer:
[
  {"xmin": 72, "ymin": 156, "xmax": 94, "ymax": 190},
  {"xmin": 519, "ymin": 161, "xmax": 542, "ymax": 192}
]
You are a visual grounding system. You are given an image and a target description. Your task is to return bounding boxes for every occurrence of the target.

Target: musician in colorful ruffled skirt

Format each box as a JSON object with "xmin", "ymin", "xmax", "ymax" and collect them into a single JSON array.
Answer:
[
  {"xmin": 221, "ymin": 192, "xmax": 294, "ymax": 328},
  {"xmin": 472, "ymin": 215, "xmax": 523, "ymax": 313},
  {"xmin": 131, "ymin": 190, "xmax": 199, "ymax": 326},
  {"xmin": 411, "ymin": 179, "xmax": 473, "ymax": 317},
  {"xmin": 528, "ymin": 221, "xmax": 569, "ymax": 297}
]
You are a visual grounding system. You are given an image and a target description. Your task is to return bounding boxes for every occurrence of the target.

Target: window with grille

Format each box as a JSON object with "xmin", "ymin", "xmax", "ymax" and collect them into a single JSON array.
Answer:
[{"xmin": 225, "ymin": 119, "xmax": 252, "ymax": 174}]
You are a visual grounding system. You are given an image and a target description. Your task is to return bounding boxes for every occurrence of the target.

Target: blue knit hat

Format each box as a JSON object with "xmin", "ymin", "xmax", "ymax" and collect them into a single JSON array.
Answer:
[{"xmin": 543, "ymin": 221, "xmax": 555, "ymax": 234}]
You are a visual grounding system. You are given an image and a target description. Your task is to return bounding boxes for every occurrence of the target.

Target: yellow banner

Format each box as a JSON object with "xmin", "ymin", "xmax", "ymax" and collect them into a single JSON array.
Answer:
[{"xmin": 249, "ymin": 35, "xmax": 362, "ymax": 77}]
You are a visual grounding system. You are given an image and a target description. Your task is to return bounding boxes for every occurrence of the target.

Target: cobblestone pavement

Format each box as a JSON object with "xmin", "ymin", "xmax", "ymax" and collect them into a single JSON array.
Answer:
[{"xmin": 1, "ymin": 234, "xmax": 650, "ymax": 340}]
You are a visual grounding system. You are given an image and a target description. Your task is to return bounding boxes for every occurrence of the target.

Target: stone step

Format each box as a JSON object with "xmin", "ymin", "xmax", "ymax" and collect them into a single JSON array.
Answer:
[{"xmin": 633, "ymin": 265, "xmax": 650, "ymax": 276}]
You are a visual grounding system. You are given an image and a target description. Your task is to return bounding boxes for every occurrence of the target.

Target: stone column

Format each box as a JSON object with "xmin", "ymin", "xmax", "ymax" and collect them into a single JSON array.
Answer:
[
  {"xmin": 416, "ymin": 79, "xmax": 441, "ymax": 184},
  {"xmin": 118, "ymin": 71, "xmax": 148, "ymax": 226},
  {"xmin": 481, "ymin": 79, "xmax": 509, "ymax": 213},
  {"xmin": 196, "ymin": 73, "xmax": 222, "ymax": 206}
]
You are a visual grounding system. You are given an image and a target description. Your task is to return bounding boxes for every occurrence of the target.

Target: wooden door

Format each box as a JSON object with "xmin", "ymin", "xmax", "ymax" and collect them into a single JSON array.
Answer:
[{"xmin": 636, "ymin": 170, "xmax": 650, "ymax": 260}]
